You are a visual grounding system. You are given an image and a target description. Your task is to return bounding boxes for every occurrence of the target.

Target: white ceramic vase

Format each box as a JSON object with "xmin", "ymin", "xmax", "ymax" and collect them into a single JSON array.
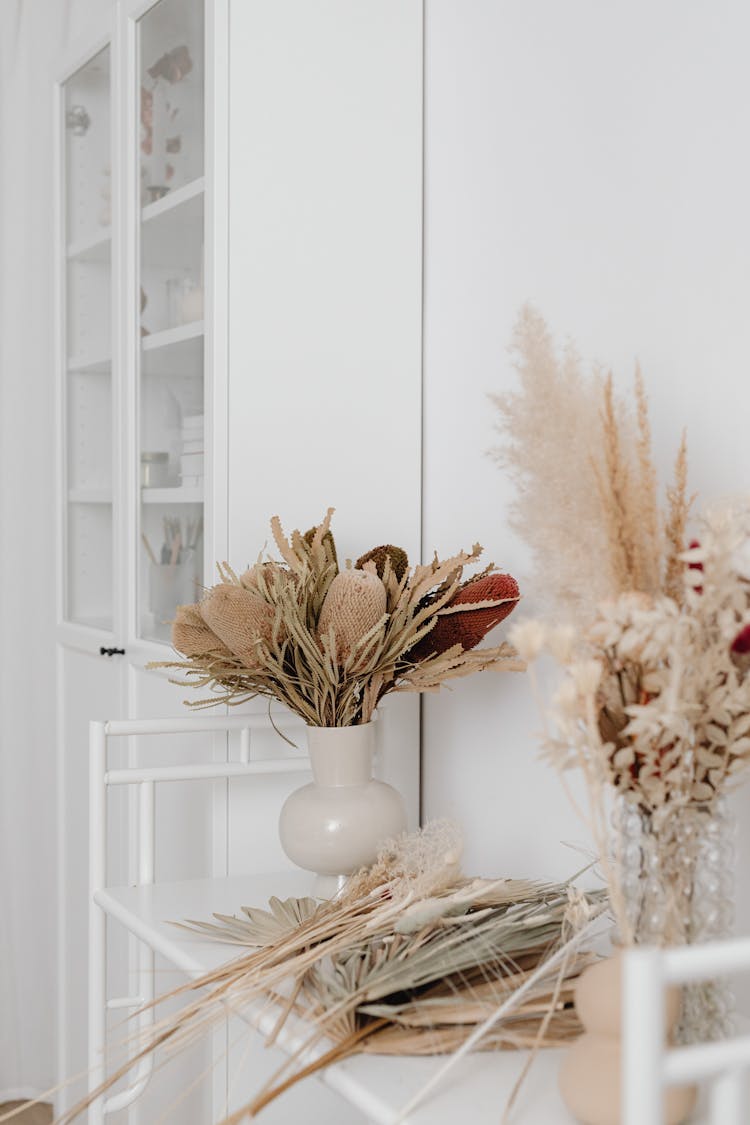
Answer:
[{"xmin": 279, "ymin": 722, "xmax": 406, "ymax": 898}]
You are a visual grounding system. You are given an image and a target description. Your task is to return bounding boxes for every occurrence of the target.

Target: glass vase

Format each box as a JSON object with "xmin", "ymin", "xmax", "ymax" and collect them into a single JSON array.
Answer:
[{"xmin": 613, "ymin": 795, "xmax": 735, "ymax": 1041}]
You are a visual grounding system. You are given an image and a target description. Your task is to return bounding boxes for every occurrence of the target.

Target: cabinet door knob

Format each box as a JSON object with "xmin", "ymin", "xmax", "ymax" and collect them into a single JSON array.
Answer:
[{"xmin": 100, "ymin": 646, "xmax": 126, "ymax": 657}]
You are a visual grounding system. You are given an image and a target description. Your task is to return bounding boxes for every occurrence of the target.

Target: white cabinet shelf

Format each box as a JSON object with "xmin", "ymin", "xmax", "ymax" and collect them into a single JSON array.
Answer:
[
  {"xmin": 67, "ymin": 228, "xmax": 112, "ymax": 262},
  {"xmin": 68, "ymin": 487, "xmax": 112, "ymax": 504},
  {"xmin": 141, "ymin": 175, "xmax": 205, "ymax": 224},
  {"xmin": 141, "ymin": 486, "xmax": 203, "ymax": 504},
  {"xmin": 67, "ymin": 352, "xmax": 111, "ymax": 374},
  {"xmin": 141, "ymin": 320, "xmax": 204, "ymax": 352}
]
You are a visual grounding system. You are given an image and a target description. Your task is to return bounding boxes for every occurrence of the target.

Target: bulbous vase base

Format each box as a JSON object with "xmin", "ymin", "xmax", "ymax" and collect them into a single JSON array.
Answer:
[{"xmin": 279, "ymin": 723, "xmax": 407, "ymax": 894}]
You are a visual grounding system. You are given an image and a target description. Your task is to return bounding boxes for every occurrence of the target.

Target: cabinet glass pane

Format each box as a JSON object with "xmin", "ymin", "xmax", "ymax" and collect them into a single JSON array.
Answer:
[
  {"xmin": 63, "ymin": 46, "xmax": 114, "ymax": 630},
  {"xmin": 137, "ymin": 0, "xmax": 205, "ymax": 642}
]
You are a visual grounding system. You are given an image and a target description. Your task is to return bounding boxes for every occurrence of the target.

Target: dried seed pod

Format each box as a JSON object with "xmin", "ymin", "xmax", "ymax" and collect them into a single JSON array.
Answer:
[
  {"xmin": 200, "ymin": 584, "xmax": 277, "ymax": 669},
  {"xmin": 318, "ymin": 569, "xmax": 387, "ymax": 664},
  {"xmin": 356, "ymin": 544, "xmax": 409, "ymax": 582},
  {"xmin": 303, "ymin": 525, "xmax": 339, "ymax": 571},
  {"xmin": 410, "ymin": 573, "xmax": 520, "ymax": 661},
  {"xmin": 172, "ymin": 602, "xmax": 232, "ymax": 658}
]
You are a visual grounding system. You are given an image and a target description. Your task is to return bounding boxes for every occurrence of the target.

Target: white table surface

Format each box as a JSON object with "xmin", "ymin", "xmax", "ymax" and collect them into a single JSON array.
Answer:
[{"xmin": 96, "ymin": 870, "xmax": 582, "ymax": 1124}]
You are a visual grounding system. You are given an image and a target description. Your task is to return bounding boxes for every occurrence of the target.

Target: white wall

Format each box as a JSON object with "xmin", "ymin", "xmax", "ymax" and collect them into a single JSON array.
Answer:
[{"xmin": 422, "ymin": 0, "xmax": 750, "ymax": 907}]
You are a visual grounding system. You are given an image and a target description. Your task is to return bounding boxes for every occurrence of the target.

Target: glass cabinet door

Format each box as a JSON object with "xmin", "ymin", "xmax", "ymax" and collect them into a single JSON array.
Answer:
[
  {"xmin": 63, "ymin": 46, "xmax": 114, "ymax": 630},
  {"xmin": 136, "ymin": 0, "xmax": 205, "ymax": 642}
]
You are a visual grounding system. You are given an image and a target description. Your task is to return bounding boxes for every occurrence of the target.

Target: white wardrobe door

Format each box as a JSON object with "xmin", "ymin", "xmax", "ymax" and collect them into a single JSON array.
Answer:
[{"xmin": 226, "ymin": 0, "xmax": 423, "ymax": 828}]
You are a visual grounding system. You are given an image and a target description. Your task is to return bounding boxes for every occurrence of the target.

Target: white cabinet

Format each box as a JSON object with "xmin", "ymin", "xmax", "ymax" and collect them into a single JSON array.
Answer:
[{"xmin": 55, "ymin": 1, "xmax": 423, "ymax": 1119}]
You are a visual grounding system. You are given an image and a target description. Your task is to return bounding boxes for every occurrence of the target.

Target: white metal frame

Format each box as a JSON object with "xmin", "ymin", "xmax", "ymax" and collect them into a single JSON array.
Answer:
[
  {"xmin": 87, "ymin": 713, "xmax": 309, "ymax": 1123},
  {"xmin": 623, "ymin": 940, "xmax": 750, "ymax": 1124}
]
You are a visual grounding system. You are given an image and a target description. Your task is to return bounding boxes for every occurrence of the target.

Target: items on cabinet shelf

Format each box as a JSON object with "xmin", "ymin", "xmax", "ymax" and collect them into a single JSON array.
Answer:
[
  {"xmin": 166, "ymin": 269, "xmax": 203, "ymax": 328},
  {"xmin": 143, "ymin": 514, "xmax": 203, "ymax": 623},
  {"xmin": 179, "ymin": 413, "xmax": 203, "ymax": 487},
  {"xmin": 141, "ymin": 43, "xmax": 195, "ymax": 202},
  {"xmin": 140, "ymin": 450, "xmax": 169, "ymax": 488}
]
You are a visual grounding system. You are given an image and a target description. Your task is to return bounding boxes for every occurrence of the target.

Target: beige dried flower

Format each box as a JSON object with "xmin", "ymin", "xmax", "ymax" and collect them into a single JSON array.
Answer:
[
  {"xmin": 171, "ymin": 603, "xmax": 231, "ymax": 659},
  {"xmin": 317, "ymin": 569, "xmax": 387, "ymax": 665},
  {"xmin": 491, "ymin": 306, "xmax": 690, "ymax": 620},
  {"xmin": 199, "ymin": 583, "xmax": 277, "ymax": 668}
]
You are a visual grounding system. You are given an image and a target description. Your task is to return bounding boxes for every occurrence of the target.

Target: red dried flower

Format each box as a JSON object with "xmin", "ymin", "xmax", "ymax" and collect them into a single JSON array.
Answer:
[
  {"xmin": 688, "ymin": 539, "xmax": 703, "ymax": 594},
  {"xmin": 731, "ymin": 625, "xmax": 750, "ymax": 656},
  {"xmin": 410, "ymin": 573, "xmax": 520, "ymax": 661}
]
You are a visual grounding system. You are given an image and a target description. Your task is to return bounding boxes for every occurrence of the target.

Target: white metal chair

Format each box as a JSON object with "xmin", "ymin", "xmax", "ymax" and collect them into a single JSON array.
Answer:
[
  {"xmin": 87, "ymin": 713, "xmax": 308, "ymax": 1123},
  {"xmin": 623, "ymin": 939, "xmax": 750, "ymax": 1124}
]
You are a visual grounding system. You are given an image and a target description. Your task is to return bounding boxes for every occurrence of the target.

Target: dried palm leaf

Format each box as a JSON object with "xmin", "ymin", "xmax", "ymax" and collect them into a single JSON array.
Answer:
[{"xmin": 57, "ymin": 824, "xmax": 606, "ymax": 1124}]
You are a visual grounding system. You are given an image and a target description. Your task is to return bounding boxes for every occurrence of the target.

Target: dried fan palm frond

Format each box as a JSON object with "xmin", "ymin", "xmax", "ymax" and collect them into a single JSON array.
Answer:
[{"xmin": 56, "ymin": 824, "xmax": 605, "ymax": 1124}]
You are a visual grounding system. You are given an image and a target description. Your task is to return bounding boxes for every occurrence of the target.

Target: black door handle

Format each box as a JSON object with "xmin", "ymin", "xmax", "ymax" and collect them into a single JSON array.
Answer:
[{"xmin": 100, "ymin": 646, "xmax": 126, "ymax": 657}]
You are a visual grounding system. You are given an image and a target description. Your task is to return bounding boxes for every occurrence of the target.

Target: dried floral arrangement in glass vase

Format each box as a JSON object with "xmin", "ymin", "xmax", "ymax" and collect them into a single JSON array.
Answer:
[
  {"xmin": 494, "ymin": 306, "xmax": 750, "ymax": 1045},
  {"xmin": 154, "ymin": 509, "xmax": 523, "ymax": 890}
]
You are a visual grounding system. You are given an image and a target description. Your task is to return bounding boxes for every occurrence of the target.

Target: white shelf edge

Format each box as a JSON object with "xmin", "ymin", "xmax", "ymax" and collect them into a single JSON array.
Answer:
[
  {"xmin": 141, "ymin": 176, "xmax": 205, "ymax": 224},
  {"xmin": 67, "ymin": 352, "xmax": 112, "ymax": 373},
  {"xmin": 141, "ymin": 321, "xmax": 205, "ymax": 352},
  {"xmin": 68, "ymin": 488, "xmax": 113, "ymax": 504},
  {"xmin": 141, "ymin": 487, "xmax": 204, "ymax": 504},
  {"xmin": 66, "ymin": 227, "xmax": 112, "ymax": 259},
  {"xmin": 92, "ymin": 876, "xmax": 418, "ymax": 1125}
]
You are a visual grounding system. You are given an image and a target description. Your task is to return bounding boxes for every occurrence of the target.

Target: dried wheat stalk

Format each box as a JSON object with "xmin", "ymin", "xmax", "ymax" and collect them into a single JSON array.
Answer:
[{"xmin": 491, "ymin": 305, "xmax": 691, "ymax": 619}]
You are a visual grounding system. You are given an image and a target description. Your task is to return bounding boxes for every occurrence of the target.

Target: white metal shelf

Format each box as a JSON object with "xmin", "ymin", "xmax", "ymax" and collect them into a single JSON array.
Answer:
[
  {"xmin": 141, "ymin": 486, "xmax": 203, "ymax": 504},
  {"xmin": 141, "ymin": 320, "xmax": 204, "ymax": 353},
  {"xmin": 93, "ymin": 872, "xmax": 576, "ymax": 1124},
  {"xmin": 141, "ymin": 176, "xmax": 205, "ymax": 225},
  {"xmin": 67, "ymin": 227, "xmax": 112, "ymax": 262}
]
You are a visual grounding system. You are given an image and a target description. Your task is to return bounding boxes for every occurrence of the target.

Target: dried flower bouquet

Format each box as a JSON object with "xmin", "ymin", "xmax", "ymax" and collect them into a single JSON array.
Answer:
[
  {"xmin": 513, "ymin": 507, "xmax": 750, "ymax": 941},
  {"xmin": 157, "ymin": 509, "xmax": 523, "ymax": 726},
  {"xmin": 495, "ymin": 309, "xmax": 750, "ymax": 960}
]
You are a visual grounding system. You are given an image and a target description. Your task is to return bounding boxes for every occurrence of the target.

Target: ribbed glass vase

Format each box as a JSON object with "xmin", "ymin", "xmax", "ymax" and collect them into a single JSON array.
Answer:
[{"xmin": 613, "ymin": 795, "xmax": 735, "ymax": 1042}]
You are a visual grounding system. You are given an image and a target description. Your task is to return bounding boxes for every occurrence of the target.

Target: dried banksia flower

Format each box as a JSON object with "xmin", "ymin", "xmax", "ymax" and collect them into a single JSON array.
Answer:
[
  {"xmin": 410, "ymin": 573, "xmax": 520, "ymax": 660},
  {"xmin": 240, "ymin": 561, "xmax": 294, "ymax": 596},
  {"xmin": 356, "ymin": 544, "xmax": 409, "ymax": 582},
  {"xmin": 151, "ymin": 511, "xmax": 524, "ymax": 726},
  {"xmin": 200, "ymin": 584, "xmax": 277, "ymax": 669},
  {"xmin": 318, "ymin": 569, "xmax": 387, "ymax": 664},
  {"xmin": 172, "ymin": 602, "xmax": 231, "ymax": 659}
]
